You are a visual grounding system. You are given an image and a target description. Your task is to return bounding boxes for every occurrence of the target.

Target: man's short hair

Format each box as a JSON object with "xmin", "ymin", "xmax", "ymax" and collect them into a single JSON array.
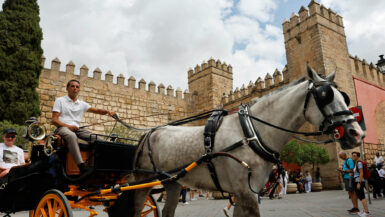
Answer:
[
  {"xmin": 352, "ymin": 152, "xmax": 360, "ymax": 158},
  {"xmin": 66, "ymin": 79, "xmax": 80, "ymax": 88}
]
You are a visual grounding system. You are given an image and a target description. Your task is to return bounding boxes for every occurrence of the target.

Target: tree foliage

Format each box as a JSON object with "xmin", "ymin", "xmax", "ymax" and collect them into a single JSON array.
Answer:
[
  {"xmin": 0, "ymin": 0, "xmax": 43, "ymax": 124},
  {"xmin": 281, "ymin": 140, "xmax": 330, "ymax": 169}
]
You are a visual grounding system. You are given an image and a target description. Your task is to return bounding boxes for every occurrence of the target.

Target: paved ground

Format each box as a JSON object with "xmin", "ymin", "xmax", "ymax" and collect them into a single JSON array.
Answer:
[{"xmin": 9, "ymin": 190, "xmax": 385, "ymax": 217}]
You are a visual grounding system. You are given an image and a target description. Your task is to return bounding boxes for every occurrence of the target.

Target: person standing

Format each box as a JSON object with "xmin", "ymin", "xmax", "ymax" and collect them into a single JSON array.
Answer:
[
  {"xmin": 351, "ymin": 152, "xmax": 371, "ymax": 217},
  {"xmin": 373, "ymin": 152, "xmax": 384, "ymax": 167},
  {"xmin": 337, "ymin": 151, "xmax": 359, "ymax": 214},
  {"xmin": 52, "ymin": 79, "xmax": 115, "ymax": 174},
  {"xmin": 0, "ymin": 128, "xmax": 25, "ymax": 178},
  {"xmin": 377, "ymin": 164, "xmax": 385, "ymax": 197},
  {"xmin": 304, "ymin": 171, "xmax": 312, "ymax": 193},
  {"xmin": 368, "ymin": 164, "xmax": 382, "ymax": 199}
]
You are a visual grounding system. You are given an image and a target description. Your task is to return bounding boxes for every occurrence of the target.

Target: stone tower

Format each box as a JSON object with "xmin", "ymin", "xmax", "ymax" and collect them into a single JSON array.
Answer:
[
  {"xmin": 283, "ymin": 0, "xmax": 357, "ymax": 106},
  {"xmin": 188, "ymin": 58, "xmax": 233, "ymax": 112},
  {"xmin": 283, "ymin": 1, "xmax": 361, "ymax": 189}
]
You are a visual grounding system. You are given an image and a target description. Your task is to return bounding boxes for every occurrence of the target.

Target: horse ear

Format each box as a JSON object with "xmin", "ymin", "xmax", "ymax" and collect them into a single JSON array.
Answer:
[
  {"xmin": 325, "ymin": 68, "xmax": 336, "ymax": 82},
  {"xmin": 307, "ymin": 63, "xmax": 322, "ymax": 82}
]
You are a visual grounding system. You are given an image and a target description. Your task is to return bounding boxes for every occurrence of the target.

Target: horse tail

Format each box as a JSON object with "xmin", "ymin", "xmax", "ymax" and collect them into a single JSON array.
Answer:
[{"xmin": 107, "ymin": 190, "xmax": 136, "ymax": 217}]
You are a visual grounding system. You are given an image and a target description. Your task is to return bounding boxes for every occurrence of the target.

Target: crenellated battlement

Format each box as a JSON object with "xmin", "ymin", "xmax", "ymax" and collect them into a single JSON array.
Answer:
[
  {"xmin": 282, "ymin": 0, "xmax": 344, "ymax": 43},
  {"xmin": 188, "ymin": 57, "xmax": 233, "ymax": 83},
  {"xmin": 349, "ymin": 55, "xmax": 385, "ymax": 87},
  {"xmin": 40, "ymin": 57, "xmax": 191, "ymax": 99},
  {"xmin": 221, "ymin": 66, "xmax": 288, "ymax": 107}
]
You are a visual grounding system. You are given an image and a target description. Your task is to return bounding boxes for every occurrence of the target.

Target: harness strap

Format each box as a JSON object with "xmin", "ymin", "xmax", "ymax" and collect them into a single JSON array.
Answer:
[
  {"xmin": 238, "ymin": 104, "xmax": 280, "ymax": 163},
  {"xmin": 203, "ymin": 110, "xmax": 228, "ymax": 197},
  {"xmin": 203, "ymin": 110, "xmax": 228, "ymax": 152}
]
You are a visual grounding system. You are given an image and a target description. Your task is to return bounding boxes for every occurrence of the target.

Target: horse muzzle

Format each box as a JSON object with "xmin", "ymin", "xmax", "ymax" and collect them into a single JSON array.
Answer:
[{"xmin": 336, "ymin": 122, "xmax": 365, "ymax": 150}]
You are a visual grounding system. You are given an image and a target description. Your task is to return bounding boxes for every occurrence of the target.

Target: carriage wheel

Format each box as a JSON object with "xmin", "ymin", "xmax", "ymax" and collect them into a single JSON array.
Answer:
[
  {"xmin": 33, "ymin": 189, "xmax": 73, "ymax": 217},
  {"xmin": 141, "ymin": 195, "xmax": 159, "ymax": 217}
]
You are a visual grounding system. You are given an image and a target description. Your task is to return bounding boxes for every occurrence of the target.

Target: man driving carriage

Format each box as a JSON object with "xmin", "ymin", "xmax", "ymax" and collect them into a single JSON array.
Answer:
[{"xmin": 51, "ymin": 79, "xmax": 115, "ymax": 175}]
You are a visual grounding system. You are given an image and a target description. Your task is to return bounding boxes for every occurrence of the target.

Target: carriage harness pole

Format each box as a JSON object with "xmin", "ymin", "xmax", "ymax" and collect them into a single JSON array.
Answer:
[{"xmin": 109, "ymin": 79, "xmax": 358, "ymax": 200}]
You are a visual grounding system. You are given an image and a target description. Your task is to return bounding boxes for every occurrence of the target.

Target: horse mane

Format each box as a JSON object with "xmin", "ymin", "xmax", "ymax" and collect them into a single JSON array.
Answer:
[{"xmin": 249, "ymin": 76, "xmax": 307, "ymax": 106}]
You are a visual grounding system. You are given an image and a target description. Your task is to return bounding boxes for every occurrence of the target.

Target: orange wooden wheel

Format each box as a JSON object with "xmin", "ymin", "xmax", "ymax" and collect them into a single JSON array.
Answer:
[
  {"xmin": 33, "ymin": 189, "xmax": 73, "ymax": 217},
  {"xmin": 141, "ymin": 195, "xmax": 159, "ymax": 217}
]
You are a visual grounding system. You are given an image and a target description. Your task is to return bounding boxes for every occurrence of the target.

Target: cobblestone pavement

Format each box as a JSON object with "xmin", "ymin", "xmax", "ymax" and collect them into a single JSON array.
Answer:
[{"xmin": 10, "ymin": 190, "xmax": 385, "ymax": 217}]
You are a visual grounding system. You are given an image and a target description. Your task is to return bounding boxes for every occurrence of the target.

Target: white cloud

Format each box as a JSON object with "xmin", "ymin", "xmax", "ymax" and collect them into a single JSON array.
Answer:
[
  {"xmin": 237, "ymin": 0, "xmax": 278, "ymax": 22},
  {"xmin": 320, "ymin": 0, "xmax": 385, "ymax": 64},
  {"xmin": 1, "ymin": 0, "xmax": 380, "ymax": 93}
]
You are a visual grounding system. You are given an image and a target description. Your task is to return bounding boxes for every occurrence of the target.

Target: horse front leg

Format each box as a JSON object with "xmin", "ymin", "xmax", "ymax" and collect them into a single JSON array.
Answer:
[
  {"xmin": 162, "ymin": 182, "xmax": 182, "ymax": 217},
  {"xmin": 233, "ymin": 192, "xmax": 260, "ymax": 217}
]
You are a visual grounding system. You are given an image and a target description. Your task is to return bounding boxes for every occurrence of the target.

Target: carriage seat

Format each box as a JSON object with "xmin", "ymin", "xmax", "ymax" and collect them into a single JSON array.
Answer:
[
  {"xmin": 53, "ymin": 134, "xmax": 94, "ymax": 175},
  {"xmin": 53, "ymin": 134, "xmax": 92, "ymax": 151}
]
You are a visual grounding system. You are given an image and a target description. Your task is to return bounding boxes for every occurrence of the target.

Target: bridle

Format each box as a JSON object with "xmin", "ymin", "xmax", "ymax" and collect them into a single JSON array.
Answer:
[{"xmin": 303, "ymin": 80, "xmax": 357, "ymax": 139}]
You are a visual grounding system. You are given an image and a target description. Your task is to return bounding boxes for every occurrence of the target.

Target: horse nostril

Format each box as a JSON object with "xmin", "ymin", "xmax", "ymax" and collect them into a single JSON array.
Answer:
[{"xmin": 348, "ymin": 129, "xmax": 359, "ymax": 137}]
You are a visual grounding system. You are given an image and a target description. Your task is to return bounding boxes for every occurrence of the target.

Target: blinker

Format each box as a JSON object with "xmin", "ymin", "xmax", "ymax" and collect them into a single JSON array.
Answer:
[
  {"xmin": 340, "ymin": 91, "xmax": 350, "ymax": 106},
  {"xmin": 315, "ymin": 85, "xmax": 334, "ymax": 107}
]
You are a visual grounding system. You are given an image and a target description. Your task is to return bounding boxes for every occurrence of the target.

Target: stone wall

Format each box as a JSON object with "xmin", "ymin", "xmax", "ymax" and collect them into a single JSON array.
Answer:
[
  {"xmin": 37, "ymin": 57, "xmax": 194, "ymax": 134},
  {"xmin": 35, "ymin": 0, "xmax": 384, "ymax": 190}
]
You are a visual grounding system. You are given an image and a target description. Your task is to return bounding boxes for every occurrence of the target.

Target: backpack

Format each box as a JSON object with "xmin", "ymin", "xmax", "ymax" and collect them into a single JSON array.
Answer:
[{"xmin": 356, "ymin": 161, "xmax": 371, "ymax": 180}]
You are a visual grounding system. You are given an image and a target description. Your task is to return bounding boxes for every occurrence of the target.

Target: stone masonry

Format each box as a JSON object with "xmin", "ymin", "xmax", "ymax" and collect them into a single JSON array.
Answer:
[{"xmin": 36, "ymin": 0, "xmax": 384, "ymax": 189}]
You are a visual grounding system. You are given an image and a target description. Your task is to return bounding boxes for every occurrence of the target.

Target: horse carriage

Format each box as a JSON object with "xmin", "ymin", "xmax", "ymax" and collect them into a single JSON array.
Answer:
[
  {"xmin": 0, "ymin": 64, "xmax": 366, "ymax": 217},
  {"xmin": 0, "ymin": 117, "xmax": 161, "ymax": 217}
]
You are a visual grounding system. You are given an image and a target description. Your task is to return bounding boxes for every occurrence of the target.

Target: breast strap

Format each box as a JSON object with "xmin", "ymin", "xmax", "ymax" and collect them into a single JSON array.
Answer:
[{"xmin": 238, "ymin": 104, "xmax": 280, "ymax": 163}]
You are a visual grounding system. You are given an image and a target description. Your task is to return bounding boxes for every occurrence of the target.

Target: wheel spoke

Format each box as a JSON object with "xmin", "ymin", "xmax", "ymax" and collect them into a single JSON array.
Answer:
[
  {"xmin": 58, "ymin": 209, "xmax": 64, "ymax": 217},
  {"xmin": 40, "ymin": 208, "xmax": 48, "ymax": 217},
  {"xmin": 47, "ymin": 200, "xmax": 54, "ymax": 217},
  {"xmin": 52, "ymin": 200, "xmax": 58, "ymax": 215}
]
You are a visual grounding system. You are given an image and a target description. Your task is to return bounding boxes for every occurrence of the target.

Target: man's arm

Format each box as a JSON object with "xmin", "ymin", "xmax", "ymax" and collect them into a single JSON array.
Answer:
[
  {"xmin": 51, "ymin": 112, "xmax": 79, "ymax": 132},
  {"xmin": 87, "ymin": 107, "xmax": 115, "ymax": 116}
]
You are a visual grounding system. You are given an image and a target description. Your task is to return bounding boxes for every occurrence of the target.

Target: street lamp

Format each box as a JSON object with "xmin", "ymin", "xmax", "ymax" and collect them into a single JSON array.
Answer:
[{"xmin": 376, "ymin": 54, "xmax": 385, "ymax": 74}]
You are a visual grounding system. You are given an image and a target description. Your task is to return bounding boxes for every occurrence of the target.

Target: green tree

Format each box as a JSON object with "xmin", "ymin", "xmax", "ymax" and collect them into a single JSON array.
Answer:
[
  {"xmin": 0, "ymin": 0, "xmax": 43, "ymax": 125},
  {"xmin": 281, "ymin": 140, "xmax": 307, "ymax": 167},
  {"xmin": 281, "ymin": 140, "xmax": 330, "ymax": 172}
]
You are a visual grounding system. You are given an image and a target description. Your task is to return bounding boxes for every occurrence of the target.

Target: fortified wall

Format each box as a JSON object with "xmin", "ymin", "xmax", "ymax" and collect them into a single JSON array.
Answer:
[
  {"xmin": 37, "ymin": 57, "xmax": 194, "ymax": 134},
  {"xmin": 37, "ymin": 57, "xmax": 234, "ymax": 134},
  {"xmin": 36, "ymin": 0, "xmax": 384, "ymax": 190}
]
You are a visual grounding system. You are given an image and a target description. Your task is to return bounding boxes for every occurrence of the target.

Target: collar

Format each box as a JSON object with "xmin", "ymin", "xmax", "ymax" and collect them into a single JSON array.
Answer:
[{"xmin": 65, "ymin": 95, "xmax": 79, "ymax": 104}]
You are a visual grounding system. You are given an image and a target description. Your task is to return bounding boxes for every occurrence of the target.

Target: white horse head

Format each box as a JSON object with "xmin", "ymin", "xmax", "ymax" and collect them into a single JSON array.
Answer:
[{"xmin": 304, "ymin": 63, "xmax": 365, "ymax": 149}]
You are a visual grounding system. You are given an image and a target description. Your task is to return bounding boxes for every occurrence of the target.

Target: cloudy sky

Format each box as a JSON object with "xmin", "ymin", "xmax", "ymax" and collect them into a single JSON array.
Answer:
[{"xmin": 2, "ymin": 0, "xmax": 384, "ymax": 91}]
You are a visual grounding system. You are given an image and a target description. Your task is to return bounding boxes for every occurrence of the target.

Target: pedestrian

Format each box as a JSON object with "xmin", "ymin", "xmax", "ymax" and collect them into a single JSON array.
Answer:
[
  {"xmin": 180, "ymin": 186, "xmax": 188, "ymax": 205},
  {"xmin": 294, "ymin": 171, "xmax": 305, "ymax": 193},
  {"xmin": 189, "ymin": 188, "xmax": 196, "ymax": 201},
  {"xmin": 315, "ymin": 167, "xmax": 321, "ymax": 183},
  {"xmin": 279, "ymin": 168, "xmax": 288, "ymax": 197},
  {"xmin": 223, "ymin": 195, "xmax": 236, "ymax": 217},
  {"xmin": 351, "ymin": 152, "xmax": 371, "ymax": 217},
  {"xmin": 304, "ymin": 171, "xmax": 312, "ymax": 193},
  {"xmin": 368, "ymin": 164, "xmax": 382, "ymax": 198},
  {"xmin": 373, "ymin": 152, "xmax": 384, "ymax": 167},
  {"xmin": 377, "ymin": 163, "xmax": 385, "ymax": 196},
  {"xmin": 337, "ymin": 151, "xmax": 359, "ymax": 214}
]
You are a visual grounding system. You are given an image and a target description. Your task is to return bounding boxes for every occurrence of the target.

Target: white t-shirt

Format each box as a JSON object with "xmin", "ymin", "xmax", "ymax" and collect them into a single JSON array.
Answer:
[
  {"xmin": 377, "ymin": 168, "xmax": 385, "ymax": 178},
  {"xmin": 0, "ymin": 143, "xmax": 25, "ymax": 169},
  {"xmin": 52, "ymin": 95, "xmax": 91, "ymax": 128},
  {"xmin": 374, "ymin": 156, "xmax": 384, "ymax": 165}
]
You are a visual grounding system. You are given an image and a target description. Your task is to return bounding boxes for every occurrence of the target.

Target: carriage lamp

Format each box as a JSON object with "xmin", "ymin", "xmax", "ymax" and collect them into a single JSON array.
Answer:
[{"xmin": 376, "ymin": 54, "xmax": 385, "ymax": 74}]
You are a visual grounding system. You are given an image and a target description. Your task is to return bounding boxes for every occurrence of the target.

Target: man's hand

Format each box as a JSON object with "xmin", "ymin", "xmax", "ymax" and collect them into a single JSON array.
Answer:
[
  {"xmin": 357, "ymin": 182, "xmax": 361, "ymax": 190},
  {"xmin": 107, "ymin": 110, "xmax": 116, "ymax": 117},
  {"xmin": 68, "ymin": 125, "xmax": 79, "ymax": 132}
]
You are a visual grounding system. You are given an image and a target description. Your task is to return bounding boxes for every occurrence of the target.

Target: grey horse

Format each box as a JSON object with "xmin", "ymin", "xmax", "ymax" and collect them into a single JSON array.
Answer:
[{"xmin": 109, "ymin": 64, "xmax": 365, "ymax": 217}]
